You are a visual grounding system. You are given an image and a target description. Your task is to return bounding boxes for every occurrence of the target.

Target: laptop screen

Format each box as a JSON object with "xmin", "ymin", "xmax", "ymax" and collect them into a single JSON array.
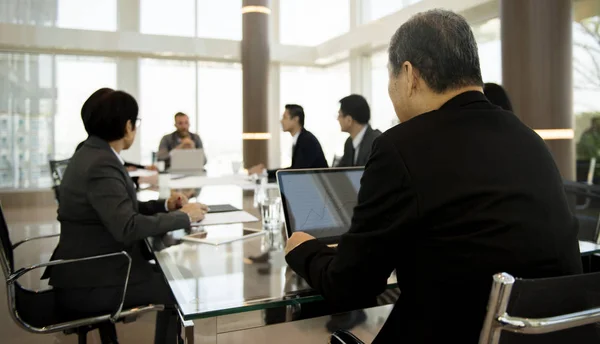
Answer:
[{"xmin": 277, "ymin": 168, "xmax": 364, "ymax": 241}]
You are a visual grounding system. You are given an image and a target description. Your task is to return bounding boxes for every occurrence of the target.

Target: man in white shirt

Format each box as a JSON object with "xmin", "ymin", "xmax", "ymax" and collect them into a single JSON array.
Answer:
[{"xmin": 336, "ymin": 94, "xmax": 382, "ymax": 167}]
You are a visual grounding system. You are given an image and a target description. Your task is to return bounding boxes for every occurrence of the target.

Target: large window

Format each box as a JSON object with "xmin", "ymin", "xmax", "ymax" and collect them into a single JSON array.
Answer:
[
  {"xmin": 279, "ymin": 0, "xmax": 349, "ymax": 46},
  {"xmin": 54, "ymin": 56, "xmax": 117, "ymax": 160},
  {"xmin": 574, "ymin": 16, "xmax": 600, "ymax": 157},
  {"xmin": 197, "ymin": 62, "xmax": 243, "ymax": 173},
  {"xmin": 0, "ymin": 53, "xmax": 115, "ymax": 189},
  {"xmin": 366, "ymin": 0, "xmax": 421, "ymax": 22},
  {"xmin": 280, "ymin": 63, "xmax": 350, "ymax": 166},
  {"xmin": 370, "ymin": 51, "xmax": 398, "ymax": 132},
  {"xmin": 197, "ymin": 0, "xmax": 241, "ymax": 40},
  {"xmin": 0, "ymin": 0, "xmax": 117, "ymax": 31},
  {"xmin": 474, "ymin": 18, "xmax": 502, "ymax": 84},
  {"xmin": 139, "ymin": 59, "xmax": 196, "ymax": 164},
  {"xmin": 140, "ymin": 0, "xmax": 195, "ymax": 37}
]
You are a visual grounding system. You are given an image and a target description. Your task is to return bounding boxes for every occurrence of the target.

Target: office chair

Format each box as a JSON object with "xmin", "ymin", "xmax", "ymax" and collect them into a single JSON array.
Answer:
[
  {"xmin": 0, "ymin": 204, "xmax": 164, "ymax": 343},
  {"xmin": 48, "ymin": 159, "xmax": 70, "ymax": 202},
  {"xmin": 330, "ymin": 330, "xmax": 365, "ymax": 344},
  {"xmin": 479, "ymin": 272, "xmax": 600, "ymax": 344}
]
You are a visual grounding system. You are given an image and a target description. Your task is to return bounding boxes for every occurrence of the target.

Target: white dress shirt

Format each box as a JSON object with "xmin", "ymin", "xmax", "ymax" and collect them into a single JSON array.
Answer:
[
  {"xmin": 352, "ymin": 125, "xmax": 368, "ymax": 165},
  {"xmin": 291, "ymin": 130, "xmax": 301, "ymax": 154}
]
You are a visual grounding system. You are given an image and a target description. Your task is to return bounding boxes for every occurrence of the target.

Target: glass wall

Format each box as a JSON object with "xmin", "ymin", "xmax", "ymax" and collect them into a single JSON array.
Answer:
[
  {"xmin": 574, "ymin": 16, "xmax": 600, "ymax": 162},
  {"xmin": 279, "ymin": 0, "xmax": 349, "ymax": 46},
  {"xmin": 370, "ymin": 51, "xmax": 397, "ymax": 132},
  {"xmin": 0, "ymin": 53, "xmax": 115, "ymax": 189},
  {"xmin": 139, "ymin": 59, "xmax": 197, "ymax": 164},
  {"xmin": 474, "ymin": 18, "xmax": 502, "ymax": 84},
  {"xmin": 197, "ymin": 0, "xmax": 241, "ymax": 40},
  {"xmin": 366, "ymin": 0, "xmax": 421, "ymax": 22},
  {"xmin": 280, "ymin": 63, "xmax": 350, "ymax": 166},
  {"xmin": 0, "ymin": 0, "xmax": 117, "ymax": 31}
]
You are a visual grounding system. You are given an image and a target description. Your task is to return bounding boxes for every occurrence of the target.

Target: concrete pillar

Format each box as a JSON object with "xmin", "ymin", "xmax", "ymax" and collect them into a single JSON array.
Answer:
[{"xmin": 501, "ymin": 0, "xmax": 574, "ymax": 179}]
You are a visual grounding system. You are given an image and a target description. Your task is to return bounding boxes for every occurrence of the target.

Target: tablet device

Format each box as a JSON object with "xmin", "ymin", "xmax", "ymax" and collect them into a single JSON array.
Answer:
[
  {"xmin": 207, "ymin": 204, "xmax": 241, "ymax": 213},
  {"xmin": 181, "ymin": 224, "xmax": 264, "ymax": 245},
  {"xmin": 277, "ymin": 167, "xmax": 364, "ymax": 245}
]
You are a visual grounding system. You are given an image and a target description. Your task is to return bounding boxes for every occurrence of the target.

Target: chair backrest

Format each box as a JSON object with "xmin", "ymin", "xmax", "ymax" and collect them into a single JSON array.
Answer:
[
  {"xmin": 0, "ymin": 203, "xmax": 14, "ymax": 277},
  {"xmin": 49, "ymin": 159, "xmax": 70, "ymax": 187},
  {"xmin": 563, "ymin": 180, "xmax": 600, "ymax": 243},
  {"xmin": 479, "ymin": 272, "xmax": 600, "ymax": 344}
]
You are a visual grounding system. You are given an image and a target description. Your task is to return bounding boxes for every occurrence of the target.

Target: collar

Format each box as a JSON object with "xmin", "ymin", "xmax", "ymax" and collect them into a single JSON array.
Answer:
[
  {"xmin": 84, "ymin": 136, "xmax": 125, "ymax": 165},
  {"xmin": 438, "ymin": 91, "xmax": 489, "ymax": 111},
  {"xmin": 110, "ymin": 147, "xmax": 125, "ymax": 165},
  {"xmin": 292, "ymin": 130, "xmax": 301, "ymax": 146},
  {"xmin": 352, "ymin": 125, "xmax": 368, "ymax": 149}
]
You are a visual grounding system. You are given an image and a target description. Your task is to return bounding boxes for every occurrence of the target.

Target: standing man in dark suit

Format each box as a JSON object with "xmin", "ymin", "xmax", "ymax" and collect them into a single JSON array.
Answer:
[
  {"xmin": 336, "ymin": 94, "xmax": 382, "ymax": 167},
  {"xmin": 284, "ymin": 9, "xmax": 582, "ymax": 343},
  {"xmin": 48, "ymin": 90, "xmax": 208, "ymax": 344},
  {"xmin": 249, "ymin": 104, "xmax": 328, "ymax": 177}
]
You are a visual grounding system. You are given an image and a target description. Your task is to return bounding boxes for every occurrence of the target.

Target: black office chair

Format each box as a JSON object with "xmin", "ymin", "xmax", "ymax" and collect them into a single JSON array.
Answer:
[
  {"xmin": 49, "ymin": 159, "xmax": 70, "ymax": 202},
  {"xmin": 479, "ymin": 272, "xmax": 600, "ymax": 343},
  {"xmin": 0, "ymin": 204, "xmax": 164, "ymax": 343},
  {"xmin": 563, "ymin": 180, "xmax": 600, "ymax": 243}
]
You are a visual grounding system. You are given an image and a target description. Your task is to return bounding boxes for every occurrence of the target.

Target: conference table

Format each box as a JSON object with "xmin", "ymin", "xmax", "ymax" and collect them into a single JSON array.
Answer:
[{"xmin": 138, "ymin": 174, "xmax": 600, "ymax": 344}]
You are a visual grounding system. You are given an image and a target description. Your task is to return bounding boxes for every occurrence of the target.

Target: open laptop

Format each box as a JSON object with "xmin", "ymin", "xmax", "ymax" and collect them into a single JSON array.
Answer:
[
  {"xmin": 277, "ymin": 167, "xmax": 364, "ymax": 245},
  {"xmin": 170, "ymin": 148, "xmax": 206, "ymax": 173}
]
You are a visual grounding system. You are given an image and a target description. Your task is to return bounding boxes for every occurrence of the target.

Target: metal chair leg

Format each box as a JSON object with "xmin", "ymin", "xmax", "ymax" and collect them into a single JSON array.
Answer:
[
  {"xmin": 77, "ymin": 327, "xmax": 88, "ymax": 344},
  {"xmin": 98, "ymin": 322, "xmax": 119, "ymax": 344}
]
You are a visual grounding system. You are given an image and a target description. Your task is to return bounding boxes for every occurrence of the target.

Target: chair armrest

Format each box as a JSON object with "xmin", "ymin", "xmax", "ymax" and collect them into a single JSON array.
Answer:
[
  {"xmin": 8, "ymin": 251, "xmax": 132, "ymax": 322},
  {"xmin": 12, "ymin": 233, "xmax": 60, "ymax": 250}
]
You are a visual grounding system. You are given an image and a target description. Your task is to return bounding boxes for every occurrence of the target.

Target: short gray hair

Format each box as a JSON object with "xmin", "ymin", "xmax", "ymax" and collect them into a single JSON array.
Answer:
[{"xmin": 388, "ymin": 9, "xmax": 483, "ymax": 93}]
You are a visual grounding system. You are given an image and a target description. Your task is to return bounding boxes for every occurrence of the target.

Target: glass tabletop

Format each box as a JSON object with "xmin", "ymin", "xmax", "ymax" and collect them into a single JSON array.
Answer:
[
  {"xmin": 141, "ymin": 183, "xmax": 599, "ymax": 321},
  {"xmin": 143, "ymin": 184, "xmax": 394, "ymax": 320}
]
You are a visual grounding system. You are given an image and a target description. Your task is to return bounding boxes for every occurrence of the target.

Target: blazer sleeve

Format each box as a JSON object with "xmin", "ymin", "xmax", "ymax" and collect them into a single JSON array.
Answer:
[
  {"xmin": 87, "ymin": 163, "xmax": 190, "ymax": 245},
  {"xmin": 137, "ymin": 199, "xmax": 168, "ymax": 215},
  {"xmin": 285, "ymin": 135, "xmax": 419, "ymax": 304},
  {"xmin": 194, "ymin": 135, "xmax": 207, "ymax": 165},
  {"xmin": 338, "ymin": 138, "xmax": 353, "ymax": 168}
]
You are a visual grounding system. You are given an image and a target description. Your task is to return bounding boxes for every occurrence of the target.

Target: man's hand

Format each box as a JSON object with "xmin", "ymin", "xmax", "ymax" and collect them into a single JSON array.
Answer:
[
  {"xmin": 180, "ymin": 203, "xmax": 209, "ymax": 223},
  {"xmin": 146, "ymin": 165, "xmax": 159, "ymax": 171},
  {"xmin": 181, "ymin": 137, "xmax": 195, "ymax": 149},
  {"xmin": 248, "ymin": 163, "xmax": 266, "ymax": 175},
  {"xmin": 167, "ymin": 192, "xmax": 189, "ymax": 211},
  {"xmin": 285, "ymin": 232, "xmax": 316, "ymax": 255}
]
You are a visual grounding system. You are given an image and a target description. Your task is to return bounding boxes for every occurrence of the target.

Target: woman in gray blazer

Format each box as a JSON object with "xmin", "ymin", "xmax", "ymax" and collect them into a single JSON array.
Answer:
[{"xmin": 48, "ymin": 89, "xmax": 207, "ymax": 344}]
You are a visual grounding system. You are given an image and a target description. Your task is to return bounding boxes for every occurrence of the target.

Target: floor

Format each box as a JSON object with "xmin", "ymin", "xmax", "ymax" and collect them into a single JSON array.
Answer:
[{"xmin": 1, "ymin": 205, "xmax": 392, "ymax": 343}]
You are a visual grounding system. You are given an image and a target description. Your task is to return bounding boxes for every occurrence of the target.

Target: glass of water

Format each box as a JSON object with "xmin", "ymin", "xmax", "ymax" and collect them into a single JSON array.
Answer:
[
  {"xmin": 261, "ymin": 195, "xmax": 282, "ymax": 230},
  {"xmin": 231, "ymin": 161, "xmax": 243, "ymax": 175}
]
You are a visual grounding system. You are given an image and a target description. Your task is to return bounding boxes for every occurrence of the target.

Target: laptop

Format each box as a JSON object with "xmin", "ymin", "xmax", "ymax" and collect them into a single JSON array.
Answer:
[
  {"xmin": 277, "ymin": 167, "xmax": 364, "ymax": 245},
  {"xmin": 170, "ymin": 148, "xmax": 206, "ymax": 173}
]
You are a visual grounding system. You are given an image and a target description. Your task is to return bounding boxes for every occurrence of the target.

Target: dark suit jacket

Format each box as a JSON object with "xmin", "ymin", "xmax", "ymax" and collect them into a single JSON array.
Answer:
[
  {"xmin": 268, "ymin": 128, "xmax": 328, "ymax": 180},
  {"xmin": 46, "ymin": 136, "xmax": 190, "ymax": 288},
  {"xmin": 338, "ymin": 125, "xmax": 381, "ymax": 167},
  {"xmin": 286, "ymin": 92, "xmax": 583, "ymax": 343}
]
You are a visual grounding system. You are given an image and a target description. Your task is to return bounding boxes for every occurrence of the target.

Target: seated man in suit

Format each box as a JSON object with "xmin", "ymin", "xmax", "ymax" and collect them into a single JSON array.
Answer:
[
  {"xmin": 336, "ymin": 94, "xmax": 382, "ymax": 167},
  {"xmin": 47, "ymin": 90, "xmax": 208, "ymax": 344},
  {"xmin": 285, "ymin": 9, "xmax": 582, "ymax": 343},
  {"xmin": 248, "ymin": 104, "xmax": 328, "ymax": 178},
  {"xmin": 157, "ymin": 112, "xmax": 206, "ymax": 170}
]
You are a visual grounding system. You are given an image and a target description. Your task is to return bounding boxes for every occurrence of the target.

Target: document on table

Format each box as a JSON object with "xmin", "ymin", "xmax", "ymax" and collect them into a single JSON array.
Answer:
[
  {"xmin": 191, "ymin": 211, "xmax": 259, "ymax": 226},
  {"xmin": 128, "ymin": 170, "xmax": 158, "ymax": 177},
  {"xmin": 169, "ymin": 175, "xmax": 256, "ymax": 189}
]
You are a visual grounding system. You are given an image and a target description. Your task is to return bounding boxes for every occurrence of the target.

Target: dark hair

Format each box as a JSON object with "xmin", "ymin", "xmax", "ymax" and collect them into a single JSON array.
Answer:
[
  {"xmin": 388, "ymin": 9, "xmax": 483, "ymax": 93},
  {"xmin": 339, "ymin": 94, "xmax": 370, "ymax": 124},
  {"xmin": 285, "ymin": 104, "xmax": 305, "ymax": 127},
  {"xmin": 174, "ymin": 112, "xmax": 188, "ymax": 120},
  {"xmin": 84, "ymin": 91, "xmax": 139, "ymax": 141},
  {"xmin": 81, "ymin": 88, "xmax": 114, "ymax": 133},
  {"xmin": 483, "ymin": 83, "xmax": 513, "ymax": 112}
]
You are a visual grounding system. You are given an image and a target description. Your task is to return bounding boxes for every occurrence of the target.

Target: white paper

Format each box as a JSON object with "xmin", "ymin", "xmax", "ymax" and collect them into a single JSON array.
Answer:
[
  {"xmin": 169, "ymin": 175, "xmax": 255, "ymax": 189},
  {"xmin": 129, "ymin": 169, "xmax": 158, "ymax": 177},
  {"xmin": 192, "ymin": 211, "xmax": 259, "ymax": 226}
]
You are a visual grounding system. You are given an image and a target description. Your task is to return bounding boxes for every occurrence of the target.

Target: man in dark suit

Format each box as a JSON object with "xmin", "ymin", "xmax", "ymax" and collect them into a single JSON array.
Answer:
[
  {"xmin": 249, "ymin": 104, "xmax": 328, "ymax": 178},
  {"xmin": 284, "ymin": 9, "xmax": 583, "ymax": 343},
  {"xmin": 336, "ymin": 94, "xmax": 382, "ymax": 167},
  {"xmin": 47, "ymin": 89, "xmax": 207, "ymax": 344}
]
